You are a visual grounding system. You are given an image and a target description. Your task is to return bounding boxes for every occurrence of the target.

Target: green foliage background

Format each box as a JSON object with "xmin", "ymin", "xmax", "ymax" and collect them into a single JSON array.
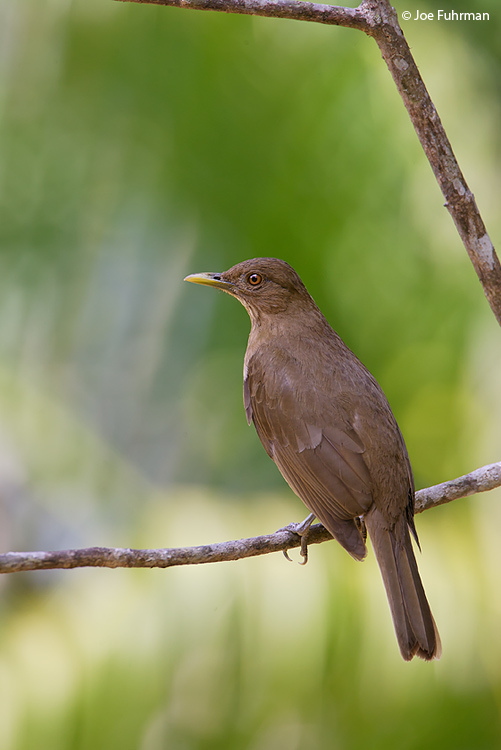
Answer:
[{"xmin": 0, "ymin": 1, "xmax": 500, "ymax": 748}]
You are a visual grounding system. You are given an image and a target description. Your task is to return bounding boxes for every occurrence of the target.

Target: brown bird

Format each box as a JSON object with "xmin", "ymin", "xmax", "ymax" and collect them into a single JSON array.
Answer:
[{"xmin": 185, "ymin": 258, "xmax": 441, "ymax": 661}]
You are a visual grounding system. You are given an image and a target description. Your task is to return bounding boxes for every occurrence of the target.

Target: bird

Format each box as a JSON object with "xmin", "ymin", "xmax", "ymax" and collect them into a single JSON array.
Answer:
[{"xmin": 185, "ymin": 257, "xmax": 441, "ymax": 661}]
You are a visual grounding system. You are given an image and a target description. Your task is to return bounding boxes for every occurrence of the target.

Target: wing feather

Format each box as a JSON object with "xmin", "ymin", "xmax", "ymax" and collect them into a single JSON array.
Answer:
[{"xmin": 244, "ymin": 350, "xmax": 373, "ymax": 558}]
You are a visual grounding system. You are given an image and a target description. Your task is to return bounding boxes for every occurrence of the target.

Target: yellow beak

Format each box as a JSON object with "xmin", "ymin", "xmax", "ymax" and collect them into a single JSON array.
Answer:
[{"xmin": 184, "ymin": 272, "xmax": 232, "ymax": 291}]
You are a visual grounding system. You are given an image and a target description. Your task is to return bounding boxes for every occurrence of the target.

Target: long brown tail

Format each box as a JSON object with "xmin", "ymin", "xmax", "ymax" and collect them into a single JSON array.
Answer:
[{"xmin": 365, "ymin": 507, "xmax": 441, "ymax": 661}]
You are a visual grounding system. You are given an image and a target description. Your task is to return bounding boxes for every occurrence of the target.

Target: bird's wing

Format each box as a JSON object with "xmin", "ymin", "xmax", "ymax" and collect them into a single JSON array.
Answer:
[{"xmin": 244, "ymin": 350, "xmax": 373, "ymax": 528}]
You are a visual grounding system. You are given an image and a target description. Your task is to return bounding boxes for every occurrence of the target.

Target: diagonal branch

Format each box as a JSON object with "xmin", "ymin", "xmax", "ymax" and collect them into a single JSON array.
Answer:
[
  {"xmin": 117, "ymin": 0, "xmax": 369, "ymax": 29},
  {"xmin": 1, "ymin": 462, "xmax": 499, "ymax": 574},
  {"xmin": 116, "ymin": 0, "xmax": 501, "ymax": 324}
]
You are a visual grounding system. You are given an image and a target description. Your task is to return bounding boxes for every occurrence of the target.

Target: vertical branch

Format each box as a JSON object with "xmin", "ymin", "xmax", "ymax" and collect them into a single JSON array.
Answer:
[{"xmin": 361, "ymin": 0, "xmax": 501, "ymax": 323}]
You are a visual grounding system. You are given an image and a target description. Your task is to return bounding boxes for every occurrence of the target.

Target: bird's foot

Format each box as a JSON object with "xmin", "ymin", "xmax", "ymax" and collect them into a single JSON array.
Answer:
[{"xmin": 276, "ymin": 513, "xmax": 316, "ymax": 565}]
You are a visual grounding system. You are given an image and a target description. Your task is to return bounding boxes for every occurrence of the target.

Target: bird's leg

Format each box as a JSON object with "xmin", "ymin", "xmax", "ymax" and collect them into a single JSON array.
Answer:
[
  {"xmin": 277, "ymin": 513, "xmax": 316, "ymax": 565},
  {"xmin": 355, "ymin": 515, "xmax": 367, "ymax": 542}
]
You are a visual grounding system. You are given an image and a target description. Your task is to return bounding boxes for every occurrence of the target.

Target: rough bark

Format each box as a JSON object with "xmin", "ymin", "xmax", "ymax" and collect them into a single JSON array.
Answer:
[{"xmin": 1, "ymin": 462, "xmax": 499, "ymax": 574}]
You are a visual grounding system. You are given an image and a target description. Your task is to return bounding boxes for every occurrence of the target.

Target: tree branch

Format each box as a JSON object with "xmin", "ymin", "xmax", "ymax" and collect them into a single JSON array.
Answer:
[
  {"xmin": 1, "ymin": 462, "xmax": 499, "ymax": 574},
  {"xmin": 118, "ymin": 0, "xmax": 369, "ymax": 29},
  {"xmin": 414, "ymin": 461, "xmax": 501, "ymax": 513},
  {"xmin": 116, "ymin": 0, "xmax": 501, "ymax": 324}
]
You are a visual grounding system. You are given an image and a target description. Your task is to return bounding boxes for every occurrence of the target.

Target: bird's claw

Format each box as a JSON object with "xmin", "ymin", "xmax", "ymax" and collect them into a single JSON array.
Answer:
[
  {"xmin": 299, "ymin": 534, "xmax": 309, "ymax": 565},
  {"xmin": 282, "ymin": 540, "xmax": 308, "ymax": 564},
  {"xmin": 277, "ymin": 513, "xmax": 315, "ymax": 565}
]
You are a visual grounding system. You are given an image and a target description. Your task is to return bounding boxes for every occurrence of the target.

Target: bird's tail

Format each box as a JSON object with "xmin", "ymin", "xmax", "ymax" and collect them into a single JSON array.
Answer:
[{"xmin": 365, "ymin": 507, "xmax": 441, "ymax": 661}]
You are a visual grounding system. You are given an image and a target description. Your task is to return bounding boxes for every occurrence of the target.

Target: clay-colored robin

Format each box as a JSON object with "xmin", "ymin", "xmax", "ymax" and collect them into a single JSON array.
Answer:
[{"xmin": 185, "ymin": 257, "xmax": 441, "ymax": 661}]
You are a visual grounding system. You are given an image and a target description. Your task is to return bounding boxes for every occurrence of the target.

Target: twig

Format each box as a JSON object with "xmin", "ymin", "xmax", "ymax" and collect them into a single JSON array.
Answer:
[
  {"xmin": 1, "ymin": 462, "xmax": 499, "ymax": 574},
  {"xmin": 116, "ymin": 0, "xmax": 501, "ymax": 324}
]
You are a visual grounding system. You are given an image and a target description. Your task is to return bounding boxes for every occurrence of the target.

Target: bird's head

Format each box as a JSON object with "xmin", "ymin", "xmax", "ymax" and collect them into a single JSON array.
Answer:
[{"xmin": 184, "ymin": 257, "xmax": 315, "ymax": 324}]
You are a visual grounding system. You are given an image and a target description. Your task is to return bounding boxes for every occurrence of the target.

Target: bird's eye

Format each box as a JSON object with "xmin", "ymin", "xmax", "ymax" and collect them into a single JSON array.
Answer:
[{"xmin": 247, "ymin": 273, "xmax": 262, "ymax": 286}]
